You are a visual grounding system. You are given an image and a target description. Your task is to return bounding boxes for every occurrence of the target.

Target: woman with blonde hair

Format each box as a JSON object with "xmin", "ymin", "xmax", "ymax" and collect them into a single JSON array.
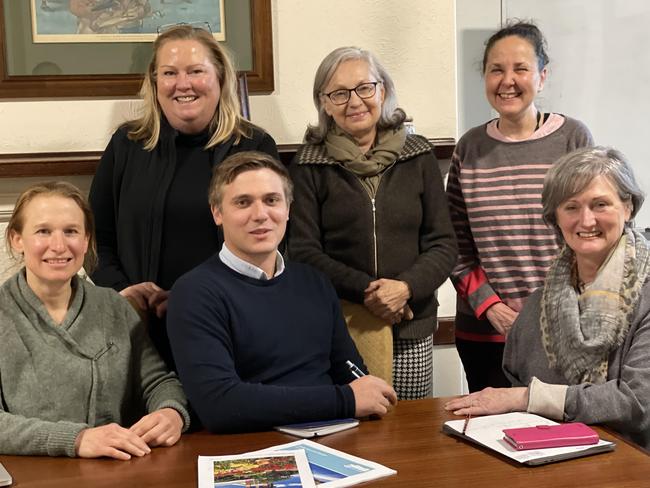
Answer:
[{"xmin": 90, "ymin": 24, "xmax": 277, "ymax": 368}]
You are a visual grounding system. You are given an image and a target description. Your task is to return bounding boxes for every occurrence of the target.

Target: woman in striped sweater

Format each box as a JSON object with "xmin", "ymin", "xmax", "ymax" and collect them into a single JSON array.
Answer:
[{"xmin": 446, "ymin": 21, "xmax": 593, "ymax": 392}]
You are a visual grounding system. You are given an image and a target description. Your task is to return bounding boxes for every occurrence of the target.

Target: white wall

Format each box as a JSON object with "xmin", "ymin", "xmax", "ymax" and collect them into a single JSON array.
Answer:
[
  {"xmin": 455, "ymin": 0, "xmax": 500, "ymax": 137},
  {"xmin": 503, "ymin": 0, "xmax": 650, "ymax": 227}
]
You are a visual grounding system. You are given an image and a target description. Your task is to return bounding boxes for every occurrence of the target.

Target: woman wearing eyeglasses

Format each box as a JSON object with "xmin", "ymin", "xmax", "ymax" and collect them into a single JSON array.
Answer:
[
  {"xmin": 288, "ymin": 46, "xmax": 457, "ymax": 400},
  {"xmin": 89, "ymin": 25, "xmax": 278, "ymax": 370}
]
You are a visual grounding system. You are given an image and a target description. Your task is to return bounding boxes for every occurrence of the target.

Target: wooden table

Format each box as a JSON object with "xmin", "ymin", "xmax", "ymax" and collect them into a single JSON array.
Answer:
[{"xmin": 1, "ymin": 398, "xmax": 648, "ymax": 487}]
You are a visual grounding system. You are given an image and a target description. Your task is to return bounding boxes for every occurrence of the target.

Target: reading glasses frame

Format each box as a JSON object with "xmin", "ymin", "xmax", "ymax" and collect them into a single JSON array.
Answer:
[{"xmin": 322, "ymin": 81, "xmax": 382, "ymax": 106}]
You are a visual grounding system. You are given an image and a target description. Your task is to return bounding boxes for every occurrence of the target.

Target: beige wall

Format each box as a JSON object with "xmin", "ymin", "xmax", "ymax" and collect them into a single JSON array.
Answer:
[
  {"xmin": 0, "ymin": 0, "xmax": 463, "ymax": 394},
  {"xmin": 0, "ymin": 0, "xmax": 456, "ymax": 153},
  {"xmin": 0, "ymin": 0, "xmax": 459, "ymax": 313}
]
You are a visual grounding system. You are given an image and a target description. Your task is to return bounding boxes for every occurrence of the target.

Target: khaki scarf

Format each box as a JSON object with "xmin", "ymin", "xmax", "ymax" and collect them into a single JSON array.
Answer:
[
  {"xmin": 324, "ymin": 126, "xmax": 406, "ymax": 196},
  {"xmin": 540, "ymin": 228, "xmax": 650, "ymax": 384}
]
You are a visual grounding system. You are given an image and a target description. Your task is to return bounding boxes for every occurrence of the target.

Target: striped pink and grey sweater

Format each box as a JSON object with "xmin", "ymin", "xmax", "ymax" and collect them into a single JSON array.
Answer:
[{"xmin": 446, "ymin": 114, "xmax": 593, "ymax": 342}]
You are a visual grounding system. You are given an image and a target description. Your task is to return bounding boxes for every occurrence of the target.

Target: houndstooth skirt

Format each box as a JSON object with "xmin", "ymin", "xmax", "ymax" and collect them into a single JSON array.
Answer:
[{"xmin": 393, "ymin": 335, "xmax": 433, "ymax": 400}]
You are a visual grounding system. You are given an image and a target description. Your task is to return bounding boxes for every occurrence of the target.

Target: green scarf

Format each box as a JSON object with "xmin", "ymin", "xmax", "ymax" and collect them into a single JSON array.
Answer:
[
  {"xmin": 540, "ymin": 228, "xmax": 650, "ymax": 384},
  {"xmin": 324, "ymin": 126, "xmax": 406, "ymax": 196}
]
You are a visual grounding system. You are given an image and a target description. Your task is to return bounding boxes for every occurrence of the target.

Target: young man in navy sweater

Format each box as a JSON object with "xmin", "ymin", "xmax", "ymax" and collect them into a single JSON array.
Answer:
[{"xmin": 167, "ymin": 151, "xmax": 397, "ymax": 433}]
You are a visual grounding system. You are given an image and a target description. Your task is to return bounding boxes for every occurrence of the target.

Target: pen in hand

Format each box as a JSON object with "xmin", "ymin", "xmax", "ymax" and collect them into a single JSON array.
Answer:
[{"xmin": 346, "ymin": 360, "xmax": 366, "ymax": 379}]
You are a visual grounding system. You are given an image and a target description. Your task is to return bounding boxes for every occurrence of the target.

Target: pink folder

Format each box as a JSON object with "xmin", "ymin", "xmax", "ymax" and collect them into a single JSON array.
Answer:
[{"xmin": 503, "ymin": 423, "xmax": 600, "ymax": 450}]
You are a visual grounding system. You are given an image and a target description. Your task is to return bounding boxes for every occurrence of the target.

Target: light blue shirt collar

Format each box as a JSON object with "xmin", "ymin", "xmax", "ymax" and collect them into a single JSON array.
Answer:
[{"xmin": 219, "ymin": 243, "xmax": 285, "ymax": 281}]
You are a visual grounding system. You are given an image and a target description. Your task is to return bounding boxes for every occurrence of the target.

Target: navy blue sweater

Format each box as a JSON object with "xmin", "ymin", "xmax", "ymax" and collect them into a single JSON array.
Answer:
[{"xmin": 167, "ymin": 256, "xmax": 364, "ymax": 433}]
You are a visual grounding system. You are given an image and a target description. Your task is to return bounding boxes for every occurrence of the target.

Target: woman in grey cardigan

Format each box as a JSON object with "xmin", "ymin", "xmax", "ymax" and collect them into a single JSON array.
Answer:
[
  {"xmin": 0, "ymin": 182, "xmax": 189, "ymax": 459},
  {"xmin": 445, "ymin": 147, "xmax": 650, "ymax": 450}
]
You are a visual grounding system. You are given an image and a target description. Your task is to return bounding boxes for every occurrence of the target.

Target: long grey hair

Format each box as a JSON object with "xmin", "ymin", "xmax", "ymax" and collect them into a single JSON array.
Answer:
[{"xmin": 304, "ymin": 46, "xmax": 407, "ymax": 144}]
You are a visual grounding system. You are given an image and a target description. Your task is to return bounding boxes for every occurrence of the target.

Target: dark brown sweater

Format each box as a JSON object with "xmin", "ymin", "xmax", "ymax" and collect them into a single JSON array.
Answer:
[{"xmin": 288, "ymin": 134, "xmax": 457, "ymax": 339}]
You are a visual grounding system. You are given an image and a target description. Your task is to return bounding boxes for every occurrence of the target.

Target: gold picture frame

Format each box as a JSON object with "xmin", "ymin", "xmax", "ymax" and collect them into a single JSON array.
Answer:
[
  {"xmin": 0, "ymin": 0, "xmax": 273, "ymax": 97},
  {"xmin": 30, "ymin": 0, "xmax": 226, "ymax": 43}
]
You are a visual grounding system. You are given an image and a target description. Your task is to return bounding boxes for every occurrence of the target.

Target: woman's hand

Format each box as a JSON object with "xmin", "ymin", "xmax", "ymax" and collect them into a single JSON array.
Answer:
[
  {"xmin": 130, "ymin": 408, "xmax": 183, "ymax": 447},
  {"xmin": 485, "ymin": 302, "xmax": 519, "ymax": 335},
  {"xmin": 75, "ymin": 423, "xmax": 151, "ymax": 460},
  {"xmin": 364, "ymin": 279, "xmax": 412, "ymax": 324},
  {"xmin": 444, "ymin": 387, "xmax": 529, "ymax": 416},
  {"xmin": 120, "ymin": 282, "xmax": 169, "ymax": 318}
]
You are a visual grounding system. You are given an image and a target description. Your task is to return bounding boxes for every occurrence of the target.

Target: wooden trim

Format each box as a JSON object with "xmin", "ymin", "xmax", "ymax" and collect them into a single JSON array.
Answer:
[
  {"xmin": 0, "ymin": 0, "xmax": 274, "ymax": 97},
  {"xmin": 0, "ymin": 151, "xmax": 102, "ymax": 178},
  {"xmin": 247, "ymin": 0, "xmax": 275, "ymax": 93},
  {"xmin": 0, "ymin": 139, "xmax": 455, "ymax": 178},
  {"xmin": 433, "ymin": 317, "xmax": 455, "ymax": 346}
]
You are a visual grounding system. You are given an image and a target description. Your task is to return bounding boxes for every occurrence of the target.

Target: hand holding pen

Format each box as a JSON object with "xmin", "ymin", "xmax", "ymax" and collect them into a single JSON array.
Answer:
[{"xmin": 346, "ymin": 360, "xmax": 397, "ymax": 417}]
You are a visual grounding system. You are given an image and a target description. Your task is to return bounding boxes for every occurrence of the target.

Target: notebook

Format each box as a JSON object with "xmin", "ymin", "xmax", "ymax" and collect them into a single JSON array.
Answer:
[
  {"xmin": 443, "ymin": 412, "xmax": 615, "ymax": 466},
  {"xmin": 275, "ymin": 418, "xmax": 359, "ymax": 438}
]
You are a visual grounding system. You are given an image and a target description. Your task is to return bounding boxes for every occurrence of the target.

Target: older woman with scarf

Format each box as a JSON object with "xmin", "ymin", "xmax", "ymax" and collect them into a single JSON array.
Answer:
[
  {"xmin": 445, "ymin": 146, "xmax": 650, "ymax": 450},
  {"xmin": 289, "ymin": 46, "xmax": 457, "ymax": 400}
]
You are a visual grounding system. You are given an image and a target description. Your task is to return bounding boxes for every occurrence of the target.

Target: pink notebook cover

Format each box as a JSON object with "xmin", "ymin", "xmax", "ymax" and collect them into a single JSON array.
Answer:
[{"xmin": 503, "ymin": 423, "xmax": 600, "ymax": 450}]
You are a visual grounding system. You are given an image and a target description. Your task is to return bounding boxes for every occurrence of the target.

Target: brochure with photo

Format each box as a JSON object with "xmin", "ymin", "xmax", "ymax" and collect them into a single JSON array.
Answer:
[
  {"xmin": 198, "ymin": 450, "xmax": 315, "ymax": 488},
  {"xmin": 249, "ymin": 439, "xmax": 396, "ymax": 487}
]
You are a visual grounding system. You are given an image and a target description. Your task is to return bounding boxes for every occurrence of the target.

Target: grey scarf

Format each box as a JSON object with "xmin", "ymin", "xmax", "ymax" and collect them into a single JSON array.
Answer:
[
  {"xmin": 540, "ymin": 228, "xmax": 650, "ymax": 384},
  {"xmin": 324, "ymin": 126, "xmax": 406, "ymax": 196}
]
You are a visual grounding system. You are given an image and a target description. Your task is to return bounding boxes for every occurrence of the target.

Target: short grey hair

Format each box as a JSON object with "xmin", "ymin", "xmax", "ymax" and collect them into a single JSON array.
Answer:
[
  {"xmin": 304, "ymin": 46, "xmax": 407, "ymax": 144},
  {"xmin": 542, "ymin": 146, "xmax": 644, "ymax": 235}
]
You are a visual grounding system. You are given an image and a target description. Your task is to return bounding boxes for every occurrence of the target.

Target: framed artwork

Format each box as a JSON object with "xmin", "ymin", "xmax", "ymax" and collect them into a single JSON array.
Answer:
[
  {"xmin": 0, "ymin": 0, "xmax": 273, "ymax": 97},
  {"xmin": 30, "ymin": 0, "xmax": 226, "ymax": 43}
]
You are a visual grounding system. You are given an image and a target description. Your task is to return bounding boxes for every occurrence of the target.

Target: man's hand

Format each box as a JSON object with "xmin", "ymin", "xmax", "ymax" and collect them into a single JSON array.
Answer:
[
  {"xmin": 130, "ymin": 408, "xmax": 183, "ymax": 447},
  {"xmin": 75, "ymin": 423, "xmax": 151, "ymax": 460},
  {"xmin": 364, "ymin": 279, "xmax": 411, "ymax": 324},
  {"xmin": 350, "ymin": 375, "xmax": 398, "ymax": 417},
  {"xmin": 485, "ymin": 302, "xmax": 519, "ymax": 335}
]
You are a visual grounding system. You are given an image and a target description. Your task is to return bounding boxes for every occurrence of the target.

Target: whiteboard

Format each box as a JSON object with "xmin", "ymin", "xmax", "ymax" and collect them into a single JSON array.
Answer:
[{"xmin": 503, "ymin": 0, "xmax": 650, "ymax": 226}]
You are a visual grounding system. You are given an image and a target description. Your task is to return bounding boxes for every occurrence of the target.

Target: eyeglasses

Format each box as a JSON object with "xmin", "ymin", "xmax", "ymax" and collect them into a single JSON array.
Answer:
[
  {"xmin": 157, "ymin": 21, "xmax": 212, "ymax": 35},
  {"xmin": 322, "ymin": 81, "xmax": 382, "ymax": 105}
]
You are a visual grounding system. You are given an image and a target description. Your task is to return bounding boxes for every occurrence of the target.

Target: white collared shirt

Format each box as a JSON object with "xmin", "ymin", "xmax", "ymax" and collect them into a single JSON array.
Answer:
[{"xmin": 218, "ymin": 243, "xmax": 285, "ymax": 280}]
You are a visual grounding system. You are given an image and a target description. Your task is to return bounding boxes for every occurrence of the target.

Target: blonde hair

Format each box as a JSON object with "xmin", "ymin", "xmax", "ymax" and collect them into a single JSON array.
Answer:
[
  {"xmin": 127, "ymin": 25, "xmax": 252, "ymax": 150},
  {"xmin": 5, "ymin": 181, "xmax": 97, "ymax": 273}
]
